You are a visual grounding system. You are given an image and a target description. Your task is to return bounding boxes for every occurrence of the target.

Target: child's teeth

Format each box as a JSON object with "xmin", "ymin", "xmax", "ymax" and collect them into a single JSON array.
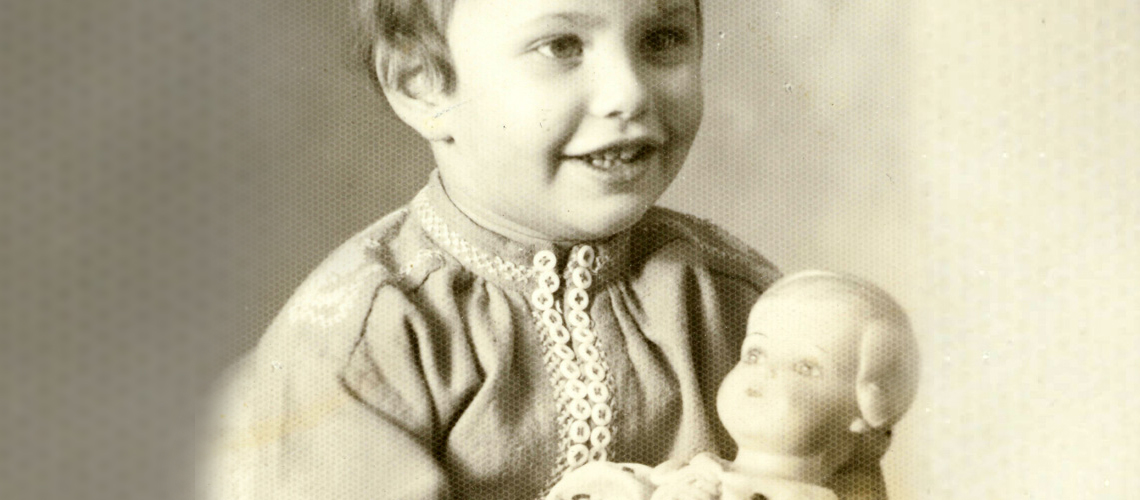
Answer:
[{"xmin": 580, "ymin": 144, "xmax": 650, "ymax": 168}]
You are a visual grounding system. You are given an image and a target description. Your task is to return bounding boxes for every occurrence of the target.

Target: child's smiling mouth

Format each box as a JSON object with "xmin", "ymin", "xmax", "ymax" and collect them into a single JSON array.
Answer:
[
  {"xmin": 564, "ymin": 138, "xmax": 663, "ymax": 184},
  {"xmin": 577, "ymin": 143, "xmax": 651, "ymax": 167}
]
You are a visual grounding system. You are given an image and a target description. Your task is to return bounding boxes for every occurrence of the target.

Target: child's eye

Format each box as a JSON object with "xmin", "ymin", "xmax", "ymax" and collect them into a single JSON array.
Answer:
[
  {"xmin": 640, "ymin": 28, "xmax": 693, "ymax": 57},
  {"xmin": 744, "ymin": 347, "xmax": 767, "ymax": 365},
  {"xmin": 793, "ymin": 360, "xmax": 822, "ymax": 377},
  {"xmin": 536, "ymin": 36, "xmax": 584, "ymax": 60}
]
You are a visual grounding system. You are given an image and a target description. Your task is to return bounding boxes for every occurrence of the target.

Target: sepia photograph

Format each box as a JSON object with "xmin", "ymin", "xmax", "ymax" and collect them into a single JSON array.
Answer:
[{"xmin": 2, "ymin": 0, "xmax": 1137, "ymax": 499}]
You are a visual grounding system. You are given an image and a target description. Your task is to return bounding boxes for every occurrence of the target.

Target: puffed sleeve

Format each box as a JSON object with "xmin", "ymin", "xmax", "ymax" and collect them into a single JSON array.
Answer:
[
  {"xmin": 201, "ymin": 213, "xmax": 468, "ymax": 499},
  {"xmin": 338, "ymin": 283, "xmax": 485, "ymax": 496},
  {"xmin": 202, "ymin": 284, "xmax": 460, "ymax": 500}
]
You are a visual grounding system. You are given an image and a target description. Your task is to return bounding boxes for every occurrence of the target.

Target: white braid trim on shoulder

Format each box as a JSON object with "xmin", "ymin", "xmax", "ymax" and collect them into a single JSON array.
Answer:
[{"xmin": 413, "ymin": 197, "xmax": 539, "ymax": 284}]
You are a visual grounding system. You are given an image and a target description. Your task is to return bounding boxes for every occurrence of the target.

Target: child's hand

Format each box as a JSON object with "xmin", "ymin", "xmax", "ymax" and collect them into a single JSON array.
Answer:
[
  {"xmin": 545, "ymin": 462, "xmax": 655, "ymax": 500},
  {"xmin": 648, "ymin": 467, "xmax": 720, "ymax": 500}
]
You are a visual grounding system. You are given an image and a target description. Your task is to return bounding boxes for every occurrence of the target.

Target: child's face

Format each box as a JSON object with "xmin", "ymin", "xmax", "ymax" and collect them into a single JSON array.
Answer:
[
  {"xmin": 716, "ymin": 296, "xmax": 864, "ymax": 457},
  {"xmin": 437, "ymin": 0, "xmax": 703, "ymax": 240}
]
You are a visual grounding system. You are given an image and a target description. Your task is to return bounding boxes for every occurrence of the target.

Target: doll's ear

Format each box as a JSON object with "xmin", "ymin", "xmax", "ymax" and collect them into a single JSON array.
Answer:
[
  {"xmin": 855, "ymin": 381, "xmax": 888, "ymax": 429},
  {"xmin": 855, "ymin": 319, "xmax": 921, "ymax": 429},
  {"xmin": 376, "ymin": 46, "xmax": 455, "ymax": 143},
  {"xmin": 849, "ymin": 415, "xmax": 873, "ymax": 434}
]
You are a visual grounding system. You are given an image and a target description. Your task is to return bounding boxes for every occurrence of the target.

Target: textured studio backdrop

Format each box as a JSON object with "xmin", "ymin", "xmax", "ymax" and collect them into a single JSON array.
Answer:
[{"xmin": 2, "ymin": 0, "xmax": 1138, "ymax": 499}]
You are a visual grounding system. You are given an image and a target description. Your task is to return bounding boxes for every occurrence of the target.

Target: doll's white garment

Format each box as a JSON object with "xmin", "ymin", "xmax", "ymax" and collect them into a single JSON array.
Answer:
[
  {"xmin": 544, "ymin": 461, "xmax": 658, "ymax": 500},
  {"xmin": 686, "ymin": 452, "xmax": 839, "ymax": 500},
  {"xmin": 720, "ymin": 473, "xmax": 838, "ymax": 500}
]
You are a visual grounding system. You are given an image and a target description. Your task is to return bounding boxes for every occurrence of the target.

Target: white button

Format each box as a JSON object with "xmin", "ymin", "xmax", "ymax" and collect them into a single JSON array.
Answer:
[
  {"xmin": 583, "ymin": 362, "xmax": 606, "ymax": 382},
  {"xmin": 575, "ymin": 246, "xmax": 596, "ymax": 268},
  {"xmin": 566, "ymin": 288, "xmax": 590, "ymax": 310},
  {"xmin": 553, "ymin": 344, "xmax": 575, "ymax": 361},
  {"xmin": 567, "ymin": 444, "xmax": 590, "ymax": 468},
  {"xmin": 571, "ymin": 267, "xmax": 593, "ymax": 289},
  {"xmin": 566, "ymin": 310, "xmax": 591, "ymax": 328},
  {"xmin": 589, "ymin": 447, "xmax": 608, "ymax": 463},
  {"xmin": 563, "ymin": 379, "xmax": 587, "ymax": 400},
  {"xmin": 533, "ymin": 250, "xmax": 557, "ymax": 270},
  {"xmin": 572, "ymin": 327, "xmax": 596, "ymax": 344},
  {"xmin": 591, "ymin": 403, "xmax": 613, "ymax": 426},
  {"xmin": 569, "ymin": 419, "xmax": 591, "ymax": 444},
  {"xmin": 576, "ymin": 343, "xmax": 600, "ymax": 362},
  {"xmin": 531, "ymin": 287, "xmax": 554, "ymax": 310},
  {"xmin": 590, "ymin": 426, "xmax": 613, "ymax": 448},
  {"xmin": 568, "ymin": 397, "xmax": 592, "ymax": 420},
  {"xmin": 549, "ymin": 325, "xmax": 571, "ymax": 344},
  {"xmin": 538, "ymin": 270, "xmax": 561, "ymax": 292},
  {"xmin": 559, "ymin": 359, "xmax": 581, "ymax": 379},
  {"xmin": 588, "ymin": 381, "xmax": 610, "ymax": 402},
  {"xmin": 541, "ymin": 309, "xmax": 563, "ymax": 329}
]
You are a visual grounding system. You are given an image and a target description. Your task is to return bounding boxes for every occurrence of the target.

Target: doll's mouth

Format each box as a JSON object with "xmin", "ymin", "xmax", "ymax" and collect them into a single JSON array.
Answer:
[{"xmin": 745, "ymin": 387, "xmax": 763, "ymax": 398}]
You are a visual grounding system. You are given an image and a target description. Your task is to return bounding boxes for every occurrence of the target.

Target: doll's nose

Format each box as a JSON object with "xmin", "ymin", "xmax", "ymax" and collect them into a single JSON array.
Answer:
[
  {"xmin": 746, "ymin": 364, "xmax": 777, "ymax": 380},
  {"xmin": 759, "ymin": 365, "xmax": 778, "ymax": 379}
]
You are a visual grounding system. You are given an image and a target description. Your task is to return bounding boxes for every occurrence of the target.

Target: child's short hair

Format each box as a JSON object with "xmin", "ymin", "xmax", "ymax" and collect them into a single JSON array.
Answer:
[
  {"xmin": 763, "ymin": 270, "xmax": 921, "ymax": 430},
  {"xmin": 356, "ymin": 0, "xmax": 457, "ymax": 93}
]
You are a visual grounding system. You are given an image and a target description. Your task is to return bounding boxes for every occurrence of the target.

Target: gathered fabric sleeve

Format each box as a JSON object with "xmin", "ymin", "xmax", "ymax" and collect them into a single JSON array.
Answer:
[
  {"xmin": 201, "ymin": 210, "xmax": 477, "ymax": 500},
  {"xmin": 339, "ymin": 283, "xmax": 487, "ymax": 496},
  {"xmin": 203, "ymin": 282, "xmax": 468, "ymax": 500}
]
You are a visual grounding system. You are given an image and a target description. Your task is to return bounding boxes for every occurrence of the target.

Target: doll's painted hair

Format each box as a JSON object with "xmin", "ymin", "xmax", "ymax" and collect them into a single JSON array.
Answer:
[
  {"xmin": 763, "ymin": 270, "xmax": 921, "ymax": 430},
  {"xmin": 355, "ymin": 0, "xmax": 702, "ymax": 95}
]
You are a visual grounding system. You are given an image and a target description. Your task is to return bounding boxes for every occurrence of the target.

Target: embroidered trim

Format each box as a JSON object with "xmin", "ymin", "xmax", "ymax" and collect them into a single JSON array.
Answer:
[
  {"xmin": 414, "ymin": 197, "xmax": 539, "ymax": 284},
  {"xmin": 534, "ymin": 305, "xmax": 572, "ymax": 495},
  {"xmin": 531, "ymin": 245, "xmax": 616, "ymax": 496},
  {"xmin": 396, "ymin": 249, "xmax": 444, "ymax": 288}
]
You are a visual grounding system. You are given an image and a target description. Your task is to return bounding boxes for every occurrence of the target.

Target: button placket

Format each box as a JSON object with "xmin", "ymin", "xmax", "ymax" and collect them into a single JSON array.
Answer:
[
  {"xmin": 529, "ymin": 245, "xmax": 615, "ymax": 477},
  {"xmin": 565, "ymin": 245, "xmax": 614, "ymax": 467}
]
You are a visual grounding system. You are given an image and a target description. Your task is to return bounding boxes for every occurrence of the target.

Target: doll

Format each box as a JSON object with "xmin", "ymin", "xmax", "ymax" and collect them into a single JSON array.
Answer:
[{"xmin": 546, "ymin": 271, "xmax": 920, "ymax": 500}]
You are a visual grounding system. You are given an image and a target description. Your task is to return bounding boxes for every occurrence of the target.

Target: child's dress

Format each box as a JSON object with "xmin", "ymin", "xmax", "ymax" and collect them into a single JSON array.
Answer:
[{"xmin": 203, "ymin": 171, "xmax": 885, "ymax": 500}]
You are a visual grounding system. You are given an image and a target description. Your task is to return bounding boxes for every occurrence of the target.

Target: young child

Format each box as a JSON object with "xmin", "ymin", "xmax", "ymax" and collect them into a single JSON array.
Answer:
[
  {"xmin": 202, "ymin": 1, "xmax": 888, "ymax": 499},
  {"xmin": 544, "ymin": 271, "xmax": 920, "ymax": 500}
]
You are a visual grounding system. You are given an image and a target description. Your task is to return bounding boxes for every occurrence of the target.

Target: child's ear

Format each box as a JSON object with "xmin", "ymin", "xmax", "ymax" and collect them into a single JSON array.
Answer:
[{"xmin": 376, "ymin": 49, "xmax": 454, "ymax": 143}]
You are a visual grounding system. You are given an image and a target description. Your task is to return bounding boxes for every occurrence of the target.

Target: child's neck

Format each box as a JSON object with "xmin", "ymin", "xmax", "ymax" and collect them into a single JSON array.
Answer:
[
  {"xmin": 729, "ymin": 449, "xmax": 832, "ymax": 485},
  {"xmin": 441, "ymin": 176, "xmax": 566, "ymax": 246}
]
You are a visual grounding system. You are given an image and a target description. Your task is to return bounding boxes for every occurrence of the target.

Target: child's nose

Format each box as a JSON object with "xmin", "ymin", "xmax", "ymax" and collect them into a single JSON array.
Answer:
[{"xmin": 587, "ymin": 51, "xmax": 649, "ymax": 125}]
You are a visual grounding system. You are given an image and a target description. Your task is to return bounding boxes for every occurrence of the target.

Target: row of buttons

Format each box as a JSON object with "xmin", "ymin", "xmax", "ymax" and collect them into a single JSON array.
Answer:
[{"xmin": 531, "ymin": 246, "xmax": 614, "ymax": 470}]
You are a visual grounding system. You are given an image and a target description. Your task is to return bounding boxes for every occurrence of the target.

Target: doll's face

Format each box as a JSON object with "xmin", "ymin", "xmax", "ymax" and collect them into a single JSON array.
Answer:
[{"xmin": 716, "ymin": 295, "xmax": 864, "ymax": 457}]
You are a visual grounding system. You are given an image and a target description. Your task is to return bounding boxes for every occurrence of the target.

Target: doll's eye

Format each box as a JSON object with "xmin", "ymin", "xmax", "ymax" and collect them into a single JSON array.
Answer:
[
  {"xmin": 744, "ymin": 347, "xmax": 767, "ymax": 364},
  {"xmin": 536, "ymin": 36, "xmax": 584, "ymax": 60},
  {"xmin": 793, "ymin": 360, "xmax": 822, "ymax": 377}
]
